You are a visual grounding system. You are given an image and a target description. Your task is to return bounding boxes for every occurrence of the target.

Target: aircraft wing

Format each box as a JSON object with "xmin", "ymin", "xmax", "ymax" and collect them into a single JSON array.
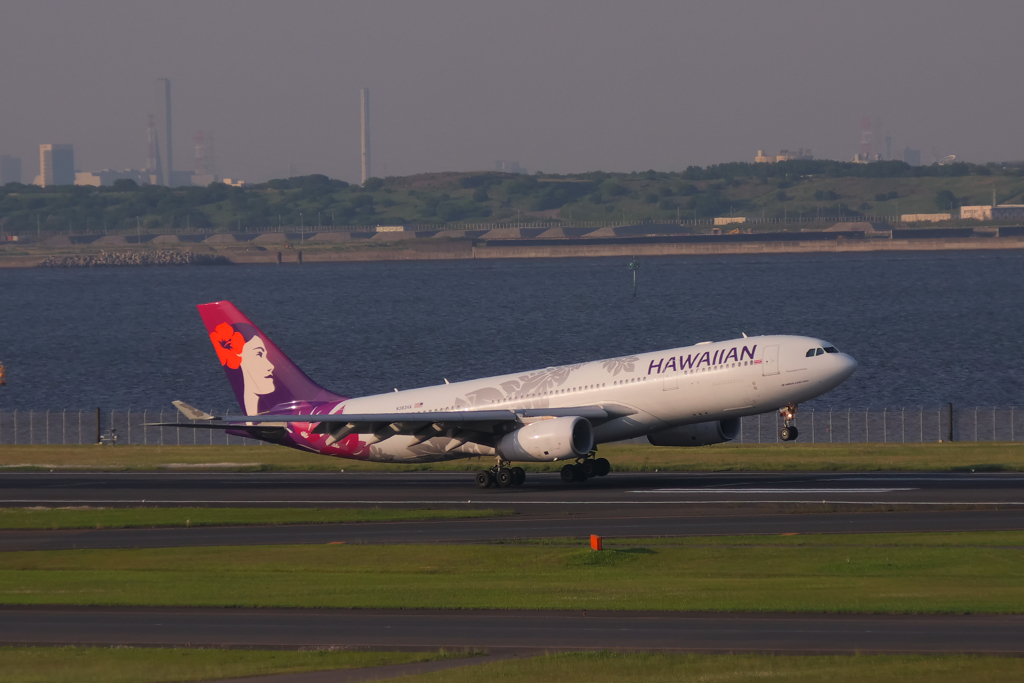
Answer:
[{"xmin": 146, "ymin": 403, "xmax": 634, "ymax": 448}]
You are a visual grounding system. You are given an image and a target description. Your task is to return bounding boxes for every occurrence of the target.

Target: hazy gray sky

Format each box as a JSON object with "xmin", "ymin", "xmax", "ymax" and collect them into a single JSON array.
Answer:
[{"xmin": 2, "ymin": 0, "xmax": 1022, "ymax": 184}]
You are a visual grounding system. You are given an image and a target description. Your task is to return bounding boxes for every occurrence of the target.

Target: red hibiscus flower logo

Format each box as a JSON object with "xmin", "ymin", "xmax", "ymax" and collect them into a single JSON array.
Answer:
[{"xmin": 210, "ymin": 322, "xmax": 244, "ymax": 369}]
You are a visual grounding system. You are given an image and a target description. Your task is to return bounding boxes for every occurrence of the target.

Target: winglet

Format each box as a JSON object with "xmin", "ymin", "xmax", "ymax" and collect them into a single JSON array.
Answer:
[{"xmin": 173, "ymin": 401, "xmax": 217, "ymax": 421}]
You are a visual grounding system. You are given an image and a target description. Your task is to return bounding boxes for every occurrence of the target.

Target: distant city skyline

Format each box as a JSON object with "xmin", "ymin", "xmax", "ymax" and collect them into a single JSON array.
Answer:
[{"xmin": 2, "ymin": 0, "xmax": 1022, "ymax": 185}]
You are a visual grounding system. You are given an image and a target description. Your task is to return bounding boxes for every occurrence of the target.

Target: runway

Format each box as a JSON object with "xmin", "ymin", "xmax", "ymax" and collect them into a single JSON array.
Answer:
[
  {"xmin": 3, "ymin": 470, "xmax": 1024, "ymax": 508},
  {"xmin": 1, "ymin": 507, "xmax": 1023, "ymax": 552},
  {"xmin": 1, "ymin": 471, "xmax": 1022, "ymax": 550},
  {"xmin": 3, "ymin": 606, "xmax": 1023, "ymax": 654}
]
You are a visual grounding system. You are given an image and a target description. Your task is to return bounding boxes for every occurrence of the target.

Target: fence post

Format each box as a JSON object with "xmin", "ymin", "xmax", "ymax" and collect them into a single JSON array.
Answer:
[
  {"xmin": 847, "ymin": 409, "xmax": 851, "ymax": 443},
  {"xmin": 811, "ymin": 410, "xmax": 814, "ymax": 443},
  {"xmin": 95, "ymin": 407, "xmax": 101, "ymax": 444},
  {"xmin": 883, "ymin": 408, "xmax": 887, "ymax": 443},
  {"xmin": 993, "ymin": 408, "xmax": 996, "ymax": 442},
  {"xmin": 126, "ymin": 408, "xmax": 130, "ymax": 445},
  {"xmin": 78, "ymin": 410, "xmax": 82, "ymax": 445},
  {"xmin": 30, "ymin": 411, "xmax": 33, "ymax": 445},
  {"xmin": 829, "ymin": 410, "xmax": 832, "ymax": 443},
  {"xmin": 902, "ymin": 408, "xmax": 905, "ymax": 443},
  {"xmin": 13, "ymin": 410, "xmax": 17, "ymax": 445},
  {"xmin": 920, "ymin": 407, "xmax": 924, "ymax": 442},
  {"xmin": 63, "ymin": 409, "xmax": 66, "ymax": 445},
  {"xmin": 975, "ymin": 407, "xmax": 978, "ymax": 442},
  {"xmin": 46, "ymin": 410, "xmax": 49, "ymax": 445},
  {"xmin": 1013, "ymin": 407, "xmax": 1016, "ymax": 442},
  {"xmin": 865, "ymin": 409, "xmax": 869, "ymax": 443}
]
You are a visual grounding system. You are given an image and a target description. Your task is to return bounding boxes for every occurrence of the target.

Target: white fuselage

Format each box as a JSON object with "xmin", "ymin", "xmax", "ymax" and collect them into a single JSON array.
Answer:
[{"xmin": 334, "ymin": 335, "xmax": 856, "ymax": 462}]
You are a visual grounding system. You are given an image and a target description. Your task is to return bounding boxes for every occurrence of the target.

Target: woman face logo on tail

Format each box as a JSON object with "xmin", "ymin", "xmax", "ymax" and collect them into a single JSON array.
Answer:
[
  {"xmin": 210, "ymin": 322, "xmax": 277, "ymax": 415},
  {"xmin": 240, "ymin": 335, "xmax": 276, "ymax": 414}
]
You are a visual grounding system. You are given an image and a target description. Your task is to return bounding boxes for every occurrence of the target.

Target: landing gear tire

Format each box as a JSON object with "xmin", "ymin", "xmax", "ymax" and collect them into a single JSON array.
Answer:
[
  {"xmin": 582, "ymin": 459, "xmax": 597, "ymax": 477},
  {"xmin": 572, "ymin": 463, "xmax": 589, "ymax": 482},
  {"xmin": 475, "ymin": 471, "xmax": 493, "ymax": 488},
  {"xmin": 789, "ymin": 426, "xmax": 799, "ymax": 440},
  {"xmin": 511, "ymin": 467, "xmax": 526, "ymax": 486},
  {"xmin": 779, "ymin": 426, "xmax": 799, "ymax": 442},
  {"xmin": 496, "ymin": 468, "xmax": 514, "ymax": 487},
  {"xmin": 594, "ymin": 457, "xmax": 611, "ymax": 477},
  {"xmin": 560, "ymin": 464, "xmax": 576, "ymax": 483}
]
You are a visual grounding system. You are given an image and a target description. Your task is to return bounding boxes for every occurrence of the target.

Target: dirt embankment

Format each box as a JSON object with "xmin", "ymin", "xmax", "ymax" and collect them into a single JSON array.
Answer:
[{"xmin": 4, "ymin": 234, "xmax": 1024, "ymax": 267}]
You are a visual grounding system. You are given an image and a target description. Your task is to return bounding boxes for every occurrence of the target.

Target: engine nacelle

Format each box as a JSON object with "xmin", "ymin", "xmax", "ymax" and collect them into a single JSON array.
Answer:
[
  {"xmin": 647, "ymin": 418, "xmax": 740, "ymax": 447},
  {"xmin": 497, "ymin": 416, "xmax": 594, "ymax": 462}
]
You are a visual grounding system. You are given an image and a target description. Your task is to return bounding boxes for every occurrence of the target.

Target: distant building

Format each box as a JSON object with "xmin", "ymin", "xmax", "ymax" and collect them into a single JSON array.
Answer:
[
  {"xmin": 37, "ymin": 144, "xmax": 75, "ymax": 186},
  {"xmin": 221, "ymin": 178, "xmax": 247, "ymax": 187},
  {"xmin": 901, "ymin": 147, "xmax": 921, "ymax": 166},
  {"xmin": 74, "ymin": 169, "xmax": 161, "ymax": 187},
  {"xmin": 0, "ymin": 155, "xmax": 21, "ymax": 184},
  {"xmin": 714, "ymin": 216, "xmax": 747, "ymax": 226},
  {"xmin": 901, "ymin": 213, "xmax": 951, "ymax": 223},
  {"xmin": 170, "ymin": 170, "xmax": 196, "ymax": 188},
  {"xmin": 852, "ymin": 153, "xmax": 882, "ymax": 164},
  {"xmin": 960, "ymin": 205, "xmax": 1024, "ymax": 221},
  {"xmin": 755, "ymin": 148, "xmax": 813, "ymax": 163},
  {"xmin": 495, "ymin": 160, "xmax": 526, "ymax": 173}
]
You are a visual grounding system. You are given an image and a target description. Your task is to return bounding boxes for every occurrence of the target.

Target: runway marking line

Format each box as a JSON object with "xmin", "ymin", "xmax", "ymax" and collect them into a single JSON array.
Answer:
[
  {"xmin": 636, "ymin": 488, "xmax": 918, "ymax": 494},
  {"xmin": 3, "ymin": 499, "xmax": 1024, "ymax": 506}
]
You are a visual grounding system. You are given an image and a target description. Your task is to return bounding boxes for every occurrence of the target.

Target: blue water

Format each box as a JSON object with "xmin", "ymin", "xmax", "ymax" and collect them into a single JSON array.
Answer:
[{"xmin": 0, "ymin": 251, "xmax": 1022, "ymax": 411}]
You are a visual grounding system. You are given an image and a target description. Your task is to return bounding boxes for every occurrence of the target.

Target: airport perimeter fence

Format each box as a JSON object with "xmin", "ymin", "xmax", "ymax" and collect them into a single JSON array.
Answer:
[{"xmin": 0, "ymin": 406, "xmax": 1020, "ymax": 446}]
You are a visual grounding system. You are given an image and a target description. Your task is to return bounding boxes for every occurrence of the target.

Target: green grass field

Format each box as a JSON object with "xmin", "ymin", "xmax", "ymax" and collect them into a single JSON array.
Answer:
[
  {"xmin": 0, "ymin": 507, "xmax": 510, "ymax": 530},
  {"xmin": 2, "ymin": 532, "xmax": 1022, "ymax": 614},
  {"xmin": 3, "ymin": 441, "xmax": 1024, "ymax": 472},
  {"xmin": 0, "ymin": 646, "xmax": 460, "ymax": 683},
  {"xmin": 387, "ymin": 652, "xmax": 1024, "ymax": 683}
]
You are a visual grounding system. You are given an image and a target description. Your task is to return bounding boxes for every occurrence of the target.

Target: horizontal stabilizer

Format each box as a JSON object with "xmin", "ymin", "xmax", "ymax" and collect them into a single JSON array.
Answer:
[{"xmin": 172, "ymin": 401, "xmax": 218, "ymax": 421}]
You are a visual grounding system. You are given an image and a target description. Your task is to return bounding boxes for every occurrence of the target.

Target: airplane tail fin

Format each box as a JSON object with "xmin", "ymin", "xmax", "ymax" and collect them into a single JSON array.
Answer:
[{"xmin": 197, "ymin": 301, "xmax": 342, "ymax": 415}]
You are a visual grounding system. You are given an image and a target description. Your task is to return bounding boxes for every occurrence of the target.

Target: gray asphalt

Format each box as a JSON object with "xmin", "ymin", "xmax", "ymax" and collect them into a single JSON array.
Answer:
[
  {"xmin": 1, "ymin": 471, "xmax": 1022, "ymax": 550},
  {"xmin": 4, "ymin": 606, "xmax": 1023, "ymax": 654},
  {"xmin": 2, "ymin": 507, "xmax": 1023, "ymax": 552},
  {"xmin": 3, "ymin": 470, "xmax": 1024, "ymax": 508}
]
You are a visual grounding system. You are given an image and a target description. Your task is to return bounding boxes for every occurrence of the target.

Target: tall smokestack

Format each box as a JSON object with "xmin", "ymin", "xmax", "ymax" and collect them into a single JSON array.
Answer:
[
  {"xmin": 360, "ymin": 88, "xmax": 370, "ymax": 184},
  {"xmin": 158, "ymin": 78, "xmax": 172, "ymax": 186}
]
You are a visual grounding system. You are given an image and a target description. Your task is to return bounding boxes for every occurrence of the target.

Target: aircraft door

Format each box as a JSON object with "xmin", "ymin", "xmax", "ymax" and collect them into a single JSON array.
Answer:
[{"xmin": 762, "ymin": 345, "xmax": 780, "ymax": 376}]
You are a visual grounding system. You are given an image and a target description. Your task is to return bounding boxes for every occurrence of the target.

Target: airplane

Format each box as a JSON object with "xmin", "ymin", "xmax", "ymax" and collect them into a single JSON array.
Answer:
[{"xmin": 154, "ymin": 301, "xmax": 857, "ymax": 488}]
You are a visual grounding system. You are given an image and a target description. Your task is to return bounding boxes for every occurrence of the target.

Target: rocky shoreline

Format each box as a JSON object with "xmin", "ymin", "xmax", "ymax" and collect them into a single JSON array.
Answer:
[{"xmin": 37, "ymin": 250, "xmax": 230, "ymax": 268}]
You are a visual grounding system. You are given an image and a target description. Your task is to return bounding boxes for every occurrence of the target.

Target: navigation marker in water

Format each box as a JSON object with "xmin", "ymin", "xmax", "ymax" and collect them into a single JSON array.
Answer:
[{"xmin": 628, "ymin": 256, "xmax": 641, "ymax": 298}]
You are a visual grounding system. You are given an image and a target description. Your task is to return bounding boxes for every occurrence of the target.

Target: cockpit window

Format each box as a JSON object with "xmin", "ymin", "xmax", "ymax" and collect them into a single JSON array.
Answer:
[
  {"xmin": 815, "ymin": 348, "xmax": 825, "ymax": 356},
  {"xmin": 823, "ymin": 346, "xmax": 839, "ymax": 354},
  {"xmin": 806, "ymin": 349, "xmax": 816, "ymax": 357}
]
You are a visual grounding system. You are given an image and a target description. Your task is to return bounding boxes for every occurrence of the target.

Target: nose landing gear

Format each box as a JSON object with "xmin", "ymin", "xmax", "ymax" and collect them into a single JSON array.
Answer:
[{"xmin": 778, "ymin": 404, "xmax": 800, "ymax": 441}]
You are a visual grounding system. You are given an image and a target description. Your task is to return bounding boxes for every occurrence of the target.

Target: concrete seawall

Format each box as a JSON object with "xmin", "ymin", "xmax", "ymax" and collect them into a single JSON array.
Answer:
[{"xmin": 4, "ymin": 235, "xmax": 1024, "ymax": 268}]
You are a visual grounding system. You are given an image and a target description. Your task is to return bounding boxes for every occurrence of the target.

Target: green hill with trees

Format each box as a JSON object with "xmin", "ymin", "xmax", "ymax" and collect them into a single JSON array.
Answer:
[{"xmin": 2, "ymin": 160, "xmax": 1023, "ymax": 235}]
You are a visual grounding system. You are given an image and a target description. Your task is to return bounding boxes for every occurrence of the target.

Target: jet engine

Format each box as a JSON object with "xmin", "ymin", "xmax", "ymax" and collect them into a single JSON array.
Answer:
[
  {"xmin": 647, "ymin": 418, "xmax": 741, "ymax": 447},
  {"xmin": 497, "ymin": 416, "xmax": 594, "ymax": 462}
]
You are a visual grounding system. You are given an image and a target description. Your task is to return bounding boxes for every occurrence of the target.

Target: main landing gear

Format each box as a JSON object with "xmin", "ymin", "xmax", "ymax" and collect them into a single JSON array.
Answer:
[
  {"xmin": 560, "ymin": 453, "xmax": 611, "ymax": 484},
  {"xmin": 475, "ymin": 457, "xmax": 526, "ymax": 488},
  {"xmin": 778, "ymin": 403, "xmax": 800, "ymax": 442}
]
